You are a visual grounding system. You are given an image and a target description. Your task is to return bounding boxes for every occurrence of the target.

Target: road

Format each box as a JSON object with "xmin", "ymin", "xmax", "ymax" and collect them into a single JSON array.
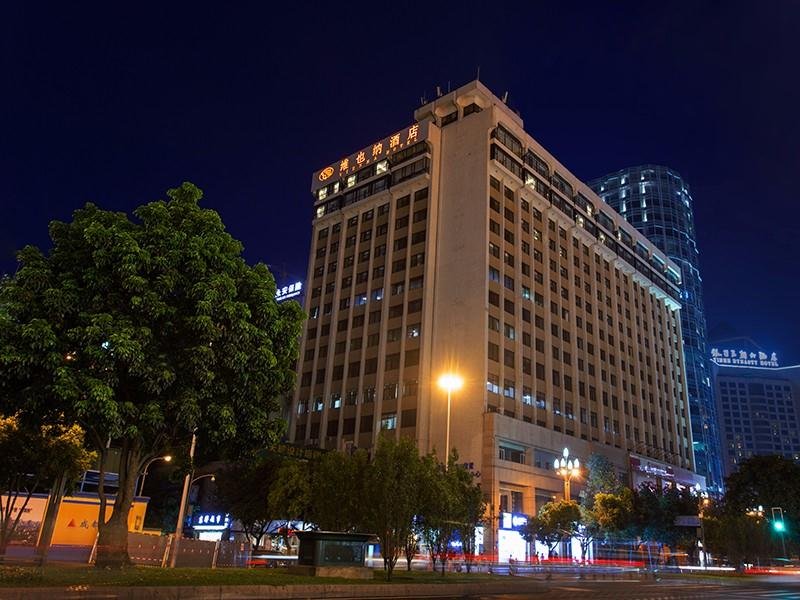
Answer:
[{"xmin": 386, "ymin": 578, "xmax": 800, "ymax": 599}]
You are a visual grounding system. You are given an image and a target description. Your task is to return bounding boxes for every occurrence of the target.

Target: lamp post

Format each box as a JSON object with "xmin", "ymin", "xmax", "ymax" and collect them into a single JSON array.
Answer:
[
  {"xmin": 138, "ymin": 455, "xmax": 172, "ymax": 496},
  {"xmin": 170, "ymin": 432, "xmax": 196, "ymax": 568},
  {"xmin": 438, "ymin": 373, "xmax": 463, "ymax": 469},
  {"xmin": 553, "ymin": 447, "xmax": 580, "ymax": 500}
]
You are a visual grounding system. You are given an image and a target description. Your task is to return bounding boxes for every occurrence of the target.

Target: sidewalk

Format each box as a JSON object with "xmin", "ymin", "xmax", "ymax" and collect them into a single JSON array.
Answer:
[{"xmin": 0, "ymin": 579, "xmax": 548, "ymax": 600}]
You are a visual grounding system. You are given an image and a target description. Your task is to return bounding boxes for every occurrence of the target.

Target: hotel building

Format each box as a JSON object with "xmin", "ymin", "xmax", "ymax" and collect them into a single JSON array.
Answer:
[
  {"xmin": 589, "ymin": 166, "xmax": 724, "ymax": 493},
  {"xmin": 290, "ymin": 80, "xmax": 701, "ymax": 558},
  {"xmin": 711, "ymin": 340, "xmax": 800, "ymax": 477}
]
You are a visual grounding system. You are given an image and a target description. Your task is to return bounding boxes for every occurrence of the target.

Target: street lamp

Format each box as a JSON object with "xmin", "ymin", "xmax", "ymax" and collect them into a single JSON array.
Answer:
[
  {"xmin": 170, "ymin": 432, "xmax": 196, "ymax": 568},
  {"xmin": 438, "ymin": 373, "xmax": 463, "ymax": 469},
  {"xmin": 553, "ymin": 447, "xmax": 580, "ymax": 500},
  {"xmin": 137, "ymin": 455, "xmax": 172, "ymax": 496}
]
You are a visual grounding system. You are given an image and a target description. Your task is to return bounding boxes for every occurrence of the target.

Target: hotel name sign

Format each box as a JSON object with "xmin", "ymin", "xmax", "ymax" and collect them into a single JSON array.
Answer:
[
  {"xmin": 311, "ymin": 121, "xmax": 429, "ymax": 193},
  {"xmin": 711, "ymin": 348, "xmax": 779, "ymax": 368}
]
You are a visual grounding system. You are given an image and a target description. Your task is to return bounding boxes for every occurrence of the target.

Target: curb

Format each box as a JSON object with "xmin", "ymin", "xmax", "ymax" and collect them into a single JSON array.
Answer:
[{"xmin": 0, "ymin": 580, "xmax": 549, "ymax": 600}]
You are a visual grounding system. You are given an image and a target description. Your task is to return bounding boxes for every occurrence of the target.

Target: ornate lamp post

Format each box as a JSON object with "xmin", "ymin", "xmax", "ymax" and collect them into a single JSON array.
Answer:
[{"xmin": 553, "ymin": 447, "xmax": 580, "ymax": 500}]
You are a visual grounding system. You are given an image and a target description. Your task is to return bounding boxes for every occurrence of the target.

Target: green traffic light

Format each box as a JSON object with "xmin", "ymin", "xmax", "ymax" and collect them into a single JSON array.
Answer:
[{"xmin": 774, "ymin": 520, "xmax": 786, "ymax": 532}]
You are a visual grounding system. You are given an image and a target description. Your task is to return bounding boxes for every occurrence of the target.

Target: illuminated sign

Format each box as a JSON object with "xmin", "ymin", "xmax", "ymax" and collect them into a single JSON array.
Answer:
[
  {"xmin": 630, "ymin": 455, "xmax": 674, "ymax": 478},
  {"xmin": 192, "ymin": 512, "xmax": 230, "ymax": 531},
  {"xmin": 500, "ymin": 512, "xmax": 528, "ymax": 531},
  {"xmin": 711, "ymin": 348, "xmax": 779, "ymax": 368},
  {"xmin": 311, "ymin": 121, "xmax": 430, "ymax": 193},
  {"xmin": 276, "ymin": 281, "xmax": 303, "ymax": 303}
]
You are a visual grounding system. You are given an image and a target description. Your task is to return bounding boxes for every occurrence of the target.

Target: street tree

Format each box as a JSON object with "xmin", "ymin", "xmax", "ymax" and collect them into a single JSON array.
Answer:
[
  {"xmin": 0, "ymin": 183, "xmax": 304, "ymax": 567},
  {"xmin": 0, "ymin": 416, "xmax": 95, "ymax": 556},
  {"xmin": 633, "ymin": 484, "xmax": 700, "ymax": 565},
  {"xmin": 724, "ymin": 455, "xmax": 800, "ymax": 527},
  {"xmin": 362, "ymin": 436, "xmax": 421, "ymax": 581},
  {"xmin": 579, "ymin": 454, "xmax": 624, "ymax": 509},
  {"xmin": 308, "ymin": 448, "xmax": 368, "ymax": 532},
  {"xmin": 523, "ymin": 500, "xmax": 580, "ymax": 555},
  {"xmin": 214, "ymin": 454, "xmax": 284, "ymax": 551}
]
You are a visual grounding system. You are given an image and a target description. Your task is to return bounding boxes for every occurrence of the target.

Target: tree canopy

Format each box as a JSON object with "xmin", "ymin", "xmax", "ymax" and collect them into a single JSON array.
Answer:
[
  {"xmin": 0, "ymin": 416, "xmax": 95, "ymax": 554},
  {"xmin": 0, "ymin": 182, "xmax": 304, "ymax": 566}
]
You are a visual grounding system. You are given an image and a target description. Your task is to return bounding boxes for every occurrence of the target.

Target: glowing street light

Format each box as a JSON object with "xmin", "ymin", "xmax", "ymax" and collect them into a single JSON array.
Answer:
[
  {"xmin": 438, "ymin": 373, "xmax": 463, "ymax": 468},
  {"xmin": 553, "ymin": 447, "xmax": 580, "ymax": 500},
  {"xmin": 137, "ymin": 455, "xmax": 172, "ymax": 496}
]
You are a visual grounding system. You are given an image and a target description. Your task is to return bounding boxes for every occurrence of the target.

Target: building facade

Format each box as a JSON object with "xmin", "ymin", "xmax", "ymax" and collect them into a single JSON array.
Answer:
[
  {"xmin": 588, "ymin": 166, "xmax": 723, "ymax": 493},
  {"xmin": 711, "ymin": 341, "xmax": 800, "ymax": 477},
  {"xmin": 290, "ymin": 81, "xmax": 700, "ymax": 559}
]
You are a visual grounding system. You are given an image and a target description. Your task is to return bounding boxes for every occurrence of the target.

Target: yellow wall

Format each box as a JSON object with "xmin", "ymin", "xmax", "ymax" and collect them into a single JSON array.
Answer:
[{"xmin": 52, "ymin": 495, "xmax": 148, "ymax": 546}]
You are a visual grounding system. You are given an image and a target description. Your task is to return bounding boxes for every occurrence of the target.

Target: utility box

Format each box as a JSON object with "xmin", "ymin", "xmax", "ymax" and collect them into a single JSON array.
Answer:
[{"xmin": 289, "ymin": 531, "xmax": 373, "ymax": 579}]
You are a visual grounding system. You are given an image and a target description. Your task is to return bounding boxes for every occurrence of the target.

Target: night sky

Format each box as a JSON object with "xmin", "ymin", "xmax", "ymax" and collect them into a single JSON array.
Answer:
[{"xmin": 2, "ymin": 2, "xmax": 799, "ymax": 362}]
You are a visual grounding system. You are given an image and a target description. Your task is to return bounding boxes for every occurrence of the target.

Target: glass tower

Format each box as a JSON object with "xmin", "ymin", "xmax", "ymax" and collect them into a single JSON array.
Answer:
[{"xmin": 588, "ymin": 165, "xmax": 723, "ymax": 493}]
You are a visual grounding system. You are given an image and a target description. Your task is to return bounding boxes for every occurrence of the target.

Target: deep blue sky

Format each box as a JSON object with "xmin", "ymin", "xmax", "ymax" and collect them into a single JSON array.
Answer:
[{"xmin": 2, "ymin": 2, "xmax": 798, "ymax": 362}]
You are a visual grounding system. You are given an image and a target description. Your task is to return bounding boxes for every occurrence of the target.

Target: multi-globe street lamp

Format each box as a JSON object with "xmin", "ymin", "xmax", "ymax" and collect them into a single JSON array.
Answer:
[
  {"xmin": 437, "ymin": 373, "xmax": 463, "ymax": 469},
  {"xmin": 553, "ymin": 447, "xmax": 580, "ymax": 500}
]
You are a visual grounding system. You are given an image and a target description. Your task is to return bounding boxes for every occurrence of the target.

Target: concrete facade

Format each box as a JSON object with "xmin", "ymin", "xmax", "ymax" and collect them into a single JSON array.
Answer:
[{"xmin": 291, "ymin": 81, "xmax": 700, "ymax": 558}]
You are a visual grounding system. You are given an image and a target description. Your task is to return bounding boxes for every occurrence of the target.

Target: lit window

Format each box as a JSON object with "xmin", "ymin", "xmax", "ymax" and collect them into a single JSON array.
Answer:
[
  {"xmin": 347, "ymin": 175, "xmax": 356, "ymax": 188},
  {"xmin": 319, "ymin": 188, "xmax": 328, "ymax": 200},
  {"xmin": 380, "ymin": 414, "xmax": 397, "ymax": 430},
  {"xmin": 376, "ymin": 160, "xmax": 388, "ymax": 175},
  {"xmin": 316, "ymin": 206, "xmax": 325, "ymax": 218}
]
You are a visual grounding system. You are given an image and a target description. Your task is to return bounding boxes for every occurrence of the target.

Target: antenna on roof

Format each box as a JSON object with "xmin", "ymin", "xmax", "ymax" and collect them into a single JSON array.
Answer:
[
  {"xmin": 420, "ymin": 94, "xmax": 427, "ymax": 106},
  {"xmin": 502, "ymin": 91, "xmax": 509, "ymax": 103},
  {"xmin": 447, "ymin": 80, "xmax": 451, "ymax": 92},
  {"xmin": 436, "ymin": 85, "xmax": 442, "ymax": 98},
  {"xmin": 476, "ymin": 65, "xmax": 481, "ymax": 81}
]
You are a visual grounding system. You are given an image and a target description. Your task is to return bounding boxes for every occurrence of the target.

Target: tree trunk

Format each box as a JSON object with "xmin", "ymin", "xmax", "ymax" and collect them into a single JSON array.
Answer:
[
  {"xmin": 35, "ymin": 474, "xmax": 67, "ymax": 565},
  {"xmin": 95, "ymin": 439, "xmax": 141, "ymax": 568}
]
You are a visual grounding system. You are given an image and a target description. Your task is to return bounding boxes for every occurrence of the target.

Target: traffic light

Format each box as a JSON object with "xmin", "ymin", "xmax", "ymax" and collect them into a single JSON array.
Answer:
[{"xmin": 774, "ymin": 520, "xmax": 786, "ymax": 532}]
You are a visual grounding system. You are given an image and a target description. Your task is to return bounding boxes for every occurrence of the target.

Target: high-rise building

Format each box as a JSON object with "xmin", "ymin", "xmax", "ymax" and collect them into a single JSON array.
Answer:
[
  {"xmin": 588, "ymin": 166, "xmax": 723, "ymax": 493},
  {"xmin": 710, "ymin": 339, "xmax": 800, "ymax": 477},
  {"xmin": 291, "ymin": 81, "xmax": 701, "ymax": 559}
]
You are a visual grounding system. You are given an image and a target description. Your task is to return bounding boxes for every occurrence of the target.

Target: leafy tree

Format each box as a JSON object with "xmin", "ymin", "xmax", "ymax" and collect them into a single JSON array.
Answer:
[
  {"xmin": 361, "ymin": 436, "xmax": 421, "ymax": 581},
  {"xmin": 267, "ymin": 459, "xmax": 312, "ymax": 548},
  {"xmin": 724, "ymin": 455, "xmax": 800, "ymax": 530},
  {"xmin": 522, "ymin": 500, "xmax": 580, "ymax": 554},
  {"xmin": 0, "ymin": 416, "xmax": 95, "ymax": 555},
  {"xmin": 579, "ymin": 454, "xmax": 624, "ymax": 509},
  {"xmin": 308, "ymin": 448, "xmax": 368, "ymax": 532},
  {"xmin": 703, "ymin": 501, "xmax": 772, "ymax": 567},
  {"xmin": 593, "ymin": 489, "xmax": 634, "ymax": 537},
  {"xmin": 633, "ymin": 484, "xmax": 700, "ymax": 565},
  {"xmin": 214, "ymin": 454, "xmax": 284, "ymax": 551},
  {"xmin": 0, "ymin": 183, "xmax": 304, "ymax": 567},
  {"xmin": 416, "ymin": 452, "xmax": 484, "ymax": 576}
]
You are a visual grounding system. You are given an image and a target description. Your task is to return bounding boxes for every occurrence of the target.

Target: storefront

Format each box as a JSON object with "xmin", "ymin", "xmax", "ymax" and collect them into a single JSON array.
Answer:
[{"xmin": 497, "ymin": 512, "xmax": 528, "ymax": 562}]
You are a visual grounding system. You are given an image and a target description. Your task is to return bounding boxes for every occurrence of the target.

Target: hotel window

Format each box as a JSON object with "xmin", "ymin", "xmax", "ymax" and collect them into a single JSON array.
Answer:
[
  {"xmin": 407, "ymin": 324, "xmax": 421, "ymax": 338},
  {"xmin": 489, "ymin": 267, "xmax": 500, "ymax": 283},
  {"xmin": 489, "ymin": 242, "xmax": 501, "ymax": 258},
  {"xmin": 380, "ymin": 413, "xmax": 397, "ymax": 430},
  {"xmin": 376, "ymin": 160, "xmax": 388, "ymax": 175},
  {"xmin": 504, "ymin": 323, "xmax": 516, "ymax": 340},
  {"xmin": 487, "ymin": 374, "xmax": 500, "ymax": 394}
]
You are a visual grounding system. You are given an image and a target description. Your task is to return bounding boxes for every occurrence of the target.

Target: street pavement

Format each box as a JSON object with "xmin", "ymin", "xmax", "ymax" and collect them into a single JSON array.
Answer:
[{"xmin": 374, "ymin": 578, "xmax": 800, "ymax": 599}]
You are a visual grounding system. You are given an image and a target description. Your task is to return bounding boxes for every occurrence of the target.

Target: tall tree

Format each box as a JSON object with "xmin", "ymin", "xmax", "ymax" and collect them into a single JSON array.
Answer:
[
  {"xmin": 0, "ymin": 416, "xmax": 95, "ymax": 556},
  {"xmin": 214, "ymin": 454, "xmax": 284, "ymax": 551},
  {"xmin": 724, "ymin": 455, "xmax": 800, "ymax": 527},
  {"xmin": 0, "ymin": 183, "xmax": 304, "ymax": 567},
  {"xmin": 361, "ymin": 436, "xmax": 421, "ymax": 581},
  {"xmin": 308, "ymin": 448, "xmax": 368, "ymax": 532},
  {"xmin": 579, "ymin": 454, "xmax": 624, "ymax": 509},
  {"xmin": 523, "ymin": 500, "xmax": 580, "ymax": 555}
]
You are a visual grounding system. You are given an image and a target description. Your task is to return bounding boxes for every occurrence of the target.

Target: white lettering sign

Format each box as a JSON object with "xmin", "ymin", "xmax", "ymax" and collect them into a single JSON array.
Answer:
[{"xmin": 711, "ymin": 348, "xmax": 779, "ymax": 368}]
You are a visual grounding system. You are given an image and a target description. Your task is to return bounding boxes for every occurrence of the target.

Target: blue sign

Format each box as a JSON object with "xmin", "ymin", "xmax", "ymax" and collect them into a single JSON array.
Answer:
[
  {"xmin": 499, "ymin": 512, "xmax": 528, "ymax": 531},
  {"xmin": 191, "ymin": 512, "xmax": 230, "ymax": 531}
]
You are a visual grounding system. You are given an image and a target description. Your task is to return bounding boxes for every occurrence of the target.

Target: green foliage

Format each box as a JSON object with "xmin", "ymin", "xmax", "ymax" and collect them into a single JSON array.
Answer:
[
  {"xmin": 362, "ymin": 436, "xmax": 422, "ymax": 581},
  {"xmin": 724, "ymin": 455, "xmax": 800, "ymax": 526},
  {"xmin": 632, "ymin": 484, "xmax": 699, "ymax": 555},
  {"xmin": 268, "ymin": 460, "xmax": 312, "ymax": 527},
  {"xmin": 0, "ymin": 416, "xmax": 95, "ymax": 552},
  {"xmin": 522, "ymin": 500, "xmax": 580, "ymax": 552},
  {"xmin": 579, "ymin": 454, "xmax": 624, "ymax": 509},
  {"xmin": 415, "ymin": 451, "xmax": 485, "ymax": 575},
  {"xmin": 214, "ymin": 454, "xmax": 284, "ymax": 550},
  {"xmin": 593, "ymin": 489, "xmax": 634, "ymax": 537},
  {"xmin": 0, "ymin": 182, "xmax": 304, "ymax": 566},
  {"xmin": 307, "ymin": 449, "xmax": 368, "ymax": 532}
]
